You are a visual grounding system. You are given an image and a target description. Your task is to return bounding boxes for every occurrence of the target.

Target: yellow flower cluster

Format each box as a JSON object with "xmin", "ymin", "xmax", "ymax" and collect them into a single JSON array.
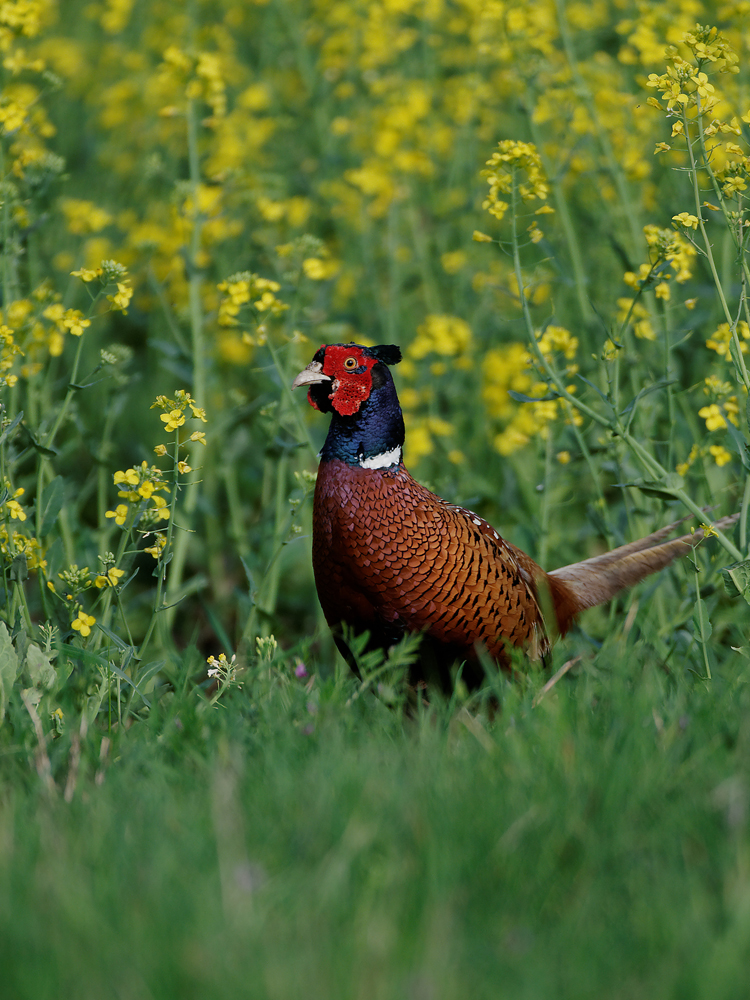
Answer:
[
  {"xmin": 482, "ymin": 327, "xmax": 581, "ymax": 456},
  {"xmin": 151, "ymin": 389, "xmax": 207, "ymax": 433},
  {"xmin": 0, "ymin": 324, "xmax": 21, "ymax": 386},
  {"xmin": 408, "ymin": 315, "xmax": 471, "ymax": 360},
  {"xmin": 706, "ymin": 321, "xmax": 750, "ymax": 357},
  {"xmin": 0, "ymin": 478, "xmax": 45, "ymax": 572},
  {"xmin": 0, "ymin": 523, "xmax": 45, "ymax": 571},
  {"xmin": 217, "ymin": 273, "xmax": 289, "ymax": 329},
  {"xmin": 105, "ymin": 461, "xmax": 171, "ymax": 530},
  {"xmin": 481, "ymin": 140, "xmax": 550, "ymax": 224}
]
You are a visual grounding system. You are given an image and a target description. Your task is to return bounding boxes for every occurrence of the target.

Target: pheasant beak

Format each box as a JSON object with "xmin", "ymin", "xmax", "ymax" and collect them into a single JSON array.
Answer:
[{"xmin": 291, "ymin": 361, "xmax": 331, "ymax": 389}]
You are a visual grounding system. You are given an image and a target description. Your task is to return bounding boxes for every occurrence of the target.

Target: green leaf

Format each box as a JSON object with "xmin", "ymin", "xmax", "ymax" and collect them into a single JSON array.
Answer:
[
  {"xmin": 691, "ymin": 599, "xmax": 713, "ymax": 642},
  {"xmin": 0, "ymin": 622, "xmax": 20, "ymax": 723},
  {"xmin": 722, "ymin": 559, "xmax": 750, "ymax": 605},
  {"xmin": 25, "ymin": 643, "xmax": 57, "ymax": 690},
  {"xmin": 39, "ymin": 475, "xmax": 66, "ymax": 536},
  {"xmin": 615, "ymin": 477, "xmax": 683, "ymax": 500},
  {"xmin": 507, "ymin": 389, "xmax": 560, "ymax": 403},
  {"xmin": 0, "ymin": 410, "xmax": 23, "ymax": 446},
  {"xmin": 722, "ymin": 418, "xmax": 750, "ymax": 472},
  {"xmin": 21, "ymin": 423, "xmax": 56, "ymax": 457},
  {"xmin": 620, "ymin": 379, "xmax": 677, "ymax": 419}
]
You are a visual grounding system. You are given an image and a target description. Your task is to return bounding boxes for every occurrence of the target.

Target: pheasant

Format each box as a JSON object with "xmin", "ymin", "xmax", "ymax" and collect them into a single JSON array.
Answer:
[{"xmin": 292, "ymin": 342, "xmax": 738, "ymax": 688}]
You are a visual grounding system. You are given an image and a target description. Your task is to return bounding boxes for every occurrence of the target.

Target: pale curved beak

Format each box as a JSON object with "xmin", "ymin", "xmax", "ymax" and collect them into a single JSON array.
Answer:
[{"xmin": 291, "ymin": 360, "xmax": 331, "ymax": 389}]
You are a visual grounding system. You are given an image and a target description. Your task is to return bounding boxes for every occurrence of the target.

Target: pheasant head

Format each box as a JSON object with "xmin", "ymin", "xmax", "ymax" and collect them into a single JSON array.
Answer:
[{"xmin": 292, "ymin": 343, "xmax": 405, "ymax": 468}]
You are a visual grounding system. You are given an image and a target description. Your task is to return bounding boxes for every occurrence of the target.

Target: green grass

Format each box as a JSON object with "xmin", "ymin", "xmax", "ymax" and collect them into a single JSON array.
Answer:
[{"xmin": 3, "ymin": 652, "xmax": 750, "ymax": 999}]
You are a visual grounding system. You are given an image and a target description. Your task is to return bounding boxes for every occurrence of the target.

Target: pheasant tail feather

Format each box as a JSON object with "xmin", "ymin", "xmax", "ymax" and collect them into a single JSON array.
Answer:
[{"xmin": 547, "ymin": 513, "xmax": 740, "ymax": 634}]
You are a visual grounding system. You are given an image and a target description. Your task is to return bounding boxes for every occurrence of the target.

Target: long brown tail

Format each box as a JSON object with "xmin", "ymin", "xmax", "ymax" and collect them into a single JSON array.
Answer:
[{"xmin": 547, "ymin": 513, "xmax": 740, "ymax": 634}]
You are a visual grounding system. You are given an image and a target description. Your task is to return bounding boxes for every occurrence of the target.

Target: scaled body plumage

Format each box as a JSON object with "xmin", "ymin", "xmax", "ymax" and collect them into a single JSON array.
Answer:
[{"xmin": 292, "ymin": 343, "xmax": 737, "ymax": 686}]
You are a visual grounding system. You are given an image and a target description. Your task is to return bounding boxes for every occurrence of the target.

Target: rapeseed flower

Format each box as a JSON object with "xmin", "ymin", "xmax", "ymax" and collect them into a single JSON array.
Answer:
[{"xmin": 71, "ymin": 612, "xmax": 95, "ymax": 637}]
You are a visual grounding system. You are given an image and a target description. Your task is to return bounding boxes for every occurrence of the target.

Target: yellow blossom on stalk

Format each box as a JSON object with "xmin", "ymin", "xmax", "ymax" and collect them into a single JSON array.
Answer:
[
  {"xmin": 698, "ymin": 403, "xmax": 739, "ymax": 431},
  {"xmin": 190, "ymin": 431, "xmax": 207, "ymax": 445},
  {"xmin": 71, "ymin": 612, "xmax": 96, "ymax": 637},
  {"xmin": 6, "ymin": 498, "xmax": 25, "ymax": 520},
  {"xmin": 106, "ymin": 504, "xmax": 129, "ymax": 526},
  {"xmin": 0, "ymin": 324, "xmax": 21, "ymax": 386},
  {"xmin": 154, "ymin": 444, "xmax": 168, "ymax": 457},
  {"xmin": 481, "ymin": 140, "xmax": 550, "ymax": 223},
  {"xmin": 706, "ymin": 321, "xmax": 750, "ymax": 357},
  {"xmin": 114, "ymin": 468, "xmax": 139, "ymax": 486},
  {"xmin": 60, "ymin": 199, "xmax": 112, "ymax": 235},
  {"xmin": 302, "ymin": 257, "xmax": 340, "ymax": 280},
  {"xmin": 150, "ymin": 495, "xmax": 170, "ymax": 521},
  {"xmin": 71, "ymin": 266, "xmax": 103, "ymax": 282},
  {"xmin": 107, "ymin": 282, "xmax": 133, "ymax": 312},
  {"xmin": 409, "ymin": 314, "xmax": 471, "ymax": 359},
  {"xmin": 709, "ymin": 445, "xmax": 732, "ymax": 467},
  {"xmin": 62, "ymin": 309, "xmax": 90, "ymax": 336},
  {"xmin": 161, "ymin": 409, "xmax": 185, "ymax": 432},
  {"xmin": 673, "ymin": 212, "xmax": 699, "ymax": 229},
  {"xmin": 616, "ymin": 298, "xmax": 655, "ymax": 340},
  {"xmin": 144, "ymin": 533, "xmax": 167, "ymax": 559},
  {"xmin": 643, "ymin": 225, "xmax": 696, "ymax": 283},
  {"xmin": 217, "ymin": 273, "xmax": 288, "ymax": 326},
  {"xmin": 537, "ymin": 325, "xmax": 578, "ymax": 363},
  {"xmin": 472, "ymin": 230, "xmax": 493, "ymax": 242},
  {"xmin": 94, "ymin": 566, "xmax": 125, "ymax": 588},
  {"xmin": 676, "ymin": 444, "xmax": 700, "ymax": 477}
]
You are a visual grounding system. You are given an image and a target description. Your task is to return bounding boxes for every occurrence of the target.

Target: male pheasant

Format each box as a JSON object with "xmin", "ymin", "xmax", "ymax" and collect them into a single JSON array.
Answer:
[{"xmin": 292, "ymin": 342, "xmax": 737, "ymax": 688}]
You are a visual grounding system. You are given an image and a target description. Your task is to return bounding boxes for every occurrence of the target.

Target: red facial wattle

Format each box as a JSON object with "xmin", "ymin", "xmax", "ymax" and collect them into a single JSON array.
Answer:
[{"xmin": 319, "ymin": 345, "xmax": 379, "ymax": 416}]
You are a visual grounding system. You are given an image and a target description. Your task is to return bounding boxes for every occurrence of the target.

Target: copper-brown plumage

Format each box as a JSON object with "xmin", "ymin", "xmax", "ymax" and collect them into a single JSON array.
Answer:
[{"xmin": 293, "ymin": 342, "xmax": 738, "ymax": 685}]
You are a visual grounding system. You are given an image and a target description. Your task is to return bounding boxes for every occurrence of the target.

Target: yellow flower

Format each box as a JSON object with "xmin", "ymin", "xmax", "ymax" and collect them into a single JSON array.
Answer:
[
  {"xmin": 154, "ymin": 444, "xmax": 168, "ymax": 457},
  {"xmin": 71, "ymin": 612, "xmax": 96, "ymax": 637},
  {"xmin": 188, "ymin": 402, "xmax": 207, "ymax": 422},
  {"xmin": 698, "ymin": 404, "xmax": 727, "ymax": 431},
  {"xmin": 114, "ymin": 468, "xmax": 139, "ymax": 486},
  {"xmin": 105, "ymin": 504, "xmax": 129, "ymax": 526},
  {"xmin": 161, "ymin": 409, "xmax": 185, "ymax": 431},
  {"xmin": 557, "ymin": 451, "xmax": 571, "ymax": 464},
  {"xmin": 302, "ymin": 257, "xmax": 340, "ymax": 280},
  {"xmin": 6, "ymin": 499, "xmax": 26, "ymax": 521},
  {"xmin": 472, "ymin": 230, "xmax": 493, "ymax": 242},
  {"xmin": 71, "ymin": 267, "xmax": 102, "ymax": 282},
  {"xmin": 62, "ymin": 309, "xmax": 90, "ymax": 336},
  {"xmin": 709, "ymin": 445, "xmax": 732, "ymax": 467},
  {"xmin": 410, "ymin": 315, "xmax": 471, "ymax": 359},
  {"xmin": 189, "ymin": 431, "xmax": 207, "ymax": 445},
  {"xmin": 672, "ymin": 212, "xmax": 699, "ymax": 229},
  {"xmin": 151, "ymin": 495, "xmax": 170, "ymax": 521},
  {"xmin": 94, "ymin": 567, "xmax": 125, "ymax": 588},
  {"xmin": 144, "ymin": 534, "xmax": 167, "ymax": 559},
  {"xmin": 440, "ymin": 251, "xmax": 467, "ymax": 274},
  {"xmin": 108, "ymin": 282, "xmax": 133, "ymax": 312}
]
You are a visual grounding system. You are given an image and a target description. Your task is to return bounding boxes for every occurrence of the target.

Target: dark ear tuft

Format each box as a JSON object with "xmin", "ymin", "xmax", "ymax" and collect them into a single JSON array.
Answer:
[{"xmin": 369, "ymin": 344, "xmax": 402, "ymax": 366}]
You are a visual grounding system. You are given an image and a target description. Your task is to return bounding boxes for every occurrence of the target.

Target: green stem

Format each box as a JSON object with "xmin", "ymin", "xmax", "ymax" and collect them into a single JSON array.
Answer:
[
  {"xmin": 554, "ymin": 0, "xmax": 642, "ymax": 259},
  {"xmin": 138, "ymin": 434, "xmax": 180, "ymax": 662},
  {"xmin": 164, "ymin": 95, "xmax": 206, "ymax": 619},
  {"xmin": 687, "ymin": 106, "xmax": 750, "ymax": 391},
  {"xmin": 741, "ymin": 473, "xmax": 750, "ymax": 555},
  {"xmin": 509, "ymin": 173, "xmax": 743, "ymax": 562}
]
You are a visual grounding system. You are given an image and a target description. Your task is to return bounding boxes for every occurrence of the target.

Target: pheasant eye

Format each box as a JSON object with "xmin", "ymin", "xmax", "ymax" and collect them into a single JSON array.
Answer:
[{"xmin": 343, "ymin": 357, "xmax": 358, "ymax": 371}]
